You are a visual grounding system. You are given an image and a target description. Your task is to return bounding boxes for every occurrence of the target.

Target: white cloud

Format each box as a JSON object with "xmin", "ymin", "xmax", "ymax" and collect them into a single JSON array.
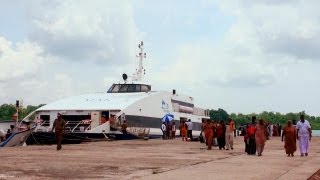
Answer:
[
  {"xmin": 0, "ymin": 37, "xmax": 43, "ymax": 81},
  {"xmin": 0, "ymin": 0, "xmax": 142, "ymax": 106},
  {"xmin": 146, "ymin": 0, "xmax": 320, "ymax": 115},
  {"xmin": 26, "ymin": 0, "xmax": 141, "ymax": 65},
  {"xmin": 215, "ymin": 0, "xmax": 320, "ymax": 60}
]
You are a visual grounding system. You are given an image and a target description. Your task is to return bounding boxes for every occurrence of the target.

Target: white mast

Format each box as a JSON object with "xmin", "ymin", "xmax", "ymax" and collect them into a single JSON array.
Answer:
[{"xmin": 132, "ymin": 41, "xmax": 146, "ymax": 81}]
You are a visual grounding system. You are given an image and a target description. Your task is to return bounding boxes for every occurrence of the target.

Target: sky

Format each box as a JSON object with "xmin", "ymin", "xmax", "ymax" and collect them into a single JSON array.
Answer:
[{"xmin": 1, "ymin": 0, "xmax": 320, "ymax": 116}]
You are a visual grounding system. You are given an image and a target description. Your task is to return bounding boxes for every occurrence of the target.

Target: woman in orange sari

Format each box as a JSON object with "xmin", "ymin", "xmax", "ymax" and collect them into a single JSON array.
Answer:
[
  {"xmin": 282, "ymin": 120, "xmax": 297, "ymax": 157},
  {"xmin": 203, "ymin": 119, "xmax": 215, "ymax": 150},
  {"xmin": 181, "ymin": 121, "xmax": 188, "ymax": 141},
  {"xmin": 255, "ymin": 119, "xmax": 267, "ymax": 156}
]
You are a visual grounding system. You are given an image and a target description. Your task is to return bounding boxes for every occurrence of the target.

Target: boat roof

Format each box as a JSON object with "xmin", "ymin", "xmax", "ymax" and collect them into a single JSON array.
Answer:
[{"xmin": 37, "ymin": 92, "xmax": 155, "ymax": 111}]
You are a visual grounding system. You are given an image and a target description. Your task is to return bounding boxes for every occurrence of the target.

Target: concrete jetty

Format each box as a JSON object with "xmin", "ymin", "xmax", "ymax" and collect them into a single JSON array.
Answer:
[{"xmin": 0, "ymin": 136, "xmax": 319, "ymax": 179}]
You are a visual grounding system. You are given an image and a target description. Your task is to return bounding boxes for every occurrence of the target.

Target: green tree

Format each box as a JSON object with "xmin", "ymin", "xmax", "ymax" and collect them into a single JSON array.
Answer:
[
  {"xmin": 209, "ymin": 108, "xmax": 229, "ymax": 121},
  {"xmin": 0, "ymin": 103, "xmax": 45, "ymax": 121},
  {"xmin": 0, "ymin": 104, "xmax": 16, "ymax": 120}
]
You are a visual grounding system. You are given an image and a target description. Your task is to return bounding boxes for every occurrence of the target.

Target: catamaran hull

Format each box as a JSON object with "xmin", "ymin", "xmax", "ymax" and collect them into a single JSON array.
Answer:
[
  {"xmin": 26, "ymin": 128, "xmax": 201, "ymax": 145},
  {"xmin": 26, "ymin": 131, "xmax": 154, "ymax": 145},
  {"xmin": 0, "ymin": 126, "xmax": 36, "ymax": 147}
]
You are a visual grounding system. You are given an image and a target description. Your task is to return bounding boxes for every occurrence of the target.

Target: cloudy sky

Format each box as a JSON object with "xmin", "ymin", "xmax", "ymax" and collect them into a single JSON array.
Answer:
[{"xmin": 1, "ymin": 0, "xmax": 320, "ymax": 115}]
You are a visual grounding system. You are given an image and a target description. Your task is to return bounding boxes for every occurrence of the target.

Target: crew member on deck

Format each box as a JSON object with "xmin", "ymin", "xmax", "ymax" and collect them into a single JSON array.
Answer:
[{"xmin": 101, "ymin": 114, "xmax": 107, "ymax": 124}]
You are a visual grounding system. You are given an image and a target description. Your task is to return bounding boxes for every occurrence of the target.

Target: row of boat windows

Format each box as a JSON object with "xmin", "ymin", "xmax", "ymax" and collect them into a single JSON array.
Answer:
[{"xmin": 107, "ymin": 84, "xmax": 151, "ymax": 93}]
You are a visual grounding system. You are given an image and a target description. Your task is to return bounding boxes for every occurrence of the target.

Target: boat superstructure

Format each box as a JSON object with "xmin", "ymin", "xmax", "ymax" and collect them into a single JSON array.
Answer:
[{"xmin": 25, "ymin": 42, "xmax": 210, "ymax": 144}]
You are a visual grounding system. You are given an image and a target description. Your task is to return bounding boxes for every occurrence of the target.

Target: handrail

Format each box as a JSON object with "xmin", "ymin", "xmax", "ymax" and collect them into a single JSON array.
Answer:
[
  {"xmin": 71, "ymin": 121, "xmax": 82, "ymax": 132},
  {"xmin": 85, "ymin": 125, "xmax": 91, "ymax": 131}
]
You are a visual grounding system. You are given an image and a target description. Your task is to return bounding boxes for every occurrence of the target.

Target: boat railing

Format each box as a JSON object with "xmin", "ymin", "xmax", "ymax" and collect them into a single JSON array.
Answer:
[
  {"xmin": 71, "ymin": 121, "xmax": 82, "ymax": 132},
  {"xmin": 65, "ymin": 120, "xmax": 92, "ymax": 133},
  {"xmin": 85, "ymin": 125, "xmax": 91, "ymax": 131}
]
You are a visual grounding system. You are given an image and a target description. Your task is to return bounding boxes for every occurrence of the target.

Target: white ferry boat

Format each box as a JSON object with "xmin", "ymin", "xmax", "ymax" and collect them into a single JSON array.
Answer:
[{"xmin": 25, "ymin": 42, "xmax": 210, "ymax": 144}]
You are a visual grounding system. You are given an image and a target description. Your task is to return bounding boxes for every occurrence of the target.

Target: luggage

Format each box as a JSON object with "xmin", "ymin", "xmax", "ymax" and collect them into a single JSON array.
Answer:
[{"xmin": 199, "ymin": 133, "xmax": 205, "ymax": 143}]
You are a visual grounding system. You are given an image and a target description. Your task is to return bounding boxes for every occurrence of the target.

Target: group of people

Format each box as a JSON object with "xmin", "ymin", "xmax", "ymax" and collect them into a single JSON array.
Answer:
[
  {"xmin": 201, "ymin": 118, "xmax": 236, "ymax": 150},
  {"xmin": 266, "ymin": 122, "xmax": 282, "ymax": 138},
  {"xmin": 199, "ymin": 114, "xmax": 312, "ymax": 157},
  {"xmin": 161, "ymin": 119, "xmax": 194, "ymax": 141},
  {"xmin": 244, "ymin": 115, "xmax": 312, "ymax": 157},
  {"xmin": 161, "ymin": 121, "xmax": 177, "ymax": 140}
]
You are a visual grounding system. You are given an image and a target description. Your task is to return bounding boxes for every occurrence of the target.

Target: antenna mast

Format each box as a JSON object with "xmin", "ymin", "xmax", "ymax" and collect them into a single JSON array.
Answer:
[{"xmin": 133, "ymin": 41, "xmax": 146, "ymax": 81}]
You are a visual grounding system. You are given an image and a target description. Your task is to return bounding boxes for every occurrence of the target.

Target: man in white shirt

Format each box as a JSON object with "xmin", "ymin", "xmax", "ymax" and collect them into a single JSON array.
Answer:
[{"xmin": 296, "ymin": 114, "xmax": 312, "ymax": 156}]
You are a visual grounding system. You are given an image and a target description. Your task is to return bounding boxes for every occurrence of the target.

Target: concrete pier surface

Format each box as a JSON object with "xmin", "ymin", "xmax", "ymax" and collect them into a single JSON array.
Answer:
[{"xmin": 0, "ymin": 136, "xmax": 319, "ymax": 179}]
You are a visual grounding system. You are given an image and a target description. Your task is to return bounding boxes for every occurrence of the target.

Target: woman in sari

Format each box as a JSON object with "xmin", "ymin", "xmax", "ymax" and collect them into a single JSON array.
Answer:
[
  {"xmin": 203, "ymin": 119, "xmax": 215, "ymax": 150},
  {"xmin": 181, "ymin": 120, "xmax": 188, "ymax": 141},
  {"xmin": 255, "ymin": 119, "xmax": 267, "ymax": 156},
  {"xmin": 282, "ymin": 120, "xmax": 297, "ymax": 157},
  {"xmin": 216, "ymin": 120, "xmax": 226, "ymax": 150}
]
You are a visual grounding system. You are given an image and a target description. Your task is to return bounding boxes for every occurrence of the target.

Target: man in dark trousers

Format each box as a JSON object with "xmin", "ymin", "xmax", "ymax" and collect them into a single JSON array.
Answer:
[{"xmin": 51, "ymin": 113, "xmax": 66, "ymax": 151}]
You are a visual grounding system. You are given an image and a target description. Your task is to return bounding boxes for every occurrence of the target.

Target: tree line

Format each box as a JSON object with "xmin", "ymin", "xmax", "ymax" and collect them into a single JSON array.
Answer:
[
  {"xmin": 0, "ymin": 104, "xmax": 44, "ymax": 121},
  {"xmin": 0, "ymin": 103, "xmax": 319, "ymax": 129},
  {"xmin": 209, "ymin": 108, "xmax": 320, "ymax": 130}
]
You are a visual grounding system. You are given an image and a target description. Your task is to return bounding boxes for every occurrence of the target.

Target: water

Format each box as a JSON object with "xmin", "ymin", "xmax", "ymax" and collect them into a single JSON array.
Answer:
[{"xmin": 313, "ymin": 130, "xmax": 320, "ymax": 136}]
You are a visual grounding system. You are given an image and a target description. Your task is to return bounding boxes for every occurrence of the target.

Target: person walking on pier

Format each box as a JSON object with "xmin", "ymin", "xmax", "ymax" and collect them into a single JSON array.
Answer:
[
  {"xmin": 171, "ymin": 122, "xmax": 176, "ymax": 139},
  {"xmin": 255, "ymin": 119, "xmax": 267, "ymax": 156},
  {"xmin": 187, "ymin": 119, "xmax": 193, "ymax": 140},
  {"xmin": 225, "ymin": 118, "xmax": 235, "ymax": 150},
  {"xmin": 203, "ymin": 119, "xmax": 215, "ymax": 150},
  {"xmin": 282, "ymin": 120, "xmax": 297, "ymax": 157},
  {"xmin": 216, "ymin": 120, "xmax": 226, "ymax": 150},
  {"xmin": 51, "ymin": 113, "xmax": 66, "ymax": 151},
  {"xmin": 181, "ymin": 121, "xmax": 188, "ymax": 141},
  {"xmin": 296, "ymin": 115, "xmax": 312, "ymax": 156},
  {"xmin": 246, "ymin": 116, "xmax": 257, "ymax": 155},
  {"xmin": 161, "ymin": 122, "xmax": 166, "ymax": 139}
]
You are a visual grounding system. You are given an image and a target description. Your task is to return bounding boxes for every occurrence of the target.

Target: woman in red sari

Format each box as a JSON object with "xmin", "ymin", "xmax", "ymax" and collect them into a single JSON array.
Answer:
[
  {"xmin": 282, "ymin": 120, "xmax": 297, "ymax": 157},
  {"xmin": 203, "ymin": 119, "xmax": 215, "ymax": 150},
  {"xmin": 216, "ymin": 120, "xmax": 226, "ymax": 150},
  {"xmin": 255, "ymin": 119, "xmax": 267, "ymax": 156}
]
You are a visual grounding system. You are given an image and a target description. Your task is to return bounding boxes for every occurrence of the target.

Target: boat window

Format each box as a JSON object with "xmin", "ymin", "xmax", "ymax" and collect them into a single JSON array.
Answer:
[
  {"xmin": 127, "ymin": 85, "xmax": 136, "ymax": 92},
  {"xmin": 135, "ymin": 85, "xmax": 141, "ymax": 92},
  {"xmin": 107, "ymin": 85, "xmax": 113, "ymax": 92},
  {"xmin": 141, "ymin": 85, "xmax": 151, "ymax": 92},
  {"xmin": 108, "ymin": 84, "xmax": 150, "ymax": 93},
  {"xmin": 111, "ymin": 84, "xmax": 121, "ymax": 92},
  {"xmin": 119, "ymin": 85, "xmax": 129, "ymax": 92}
]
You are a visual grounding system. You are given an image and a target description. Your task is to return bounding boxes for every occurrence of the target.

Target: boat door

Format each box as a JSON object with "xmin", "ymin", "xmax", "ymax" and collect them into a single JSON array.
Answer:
[{"xmin": 90, "ymin": 111, "xmax": 100, "ymax": 129}]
